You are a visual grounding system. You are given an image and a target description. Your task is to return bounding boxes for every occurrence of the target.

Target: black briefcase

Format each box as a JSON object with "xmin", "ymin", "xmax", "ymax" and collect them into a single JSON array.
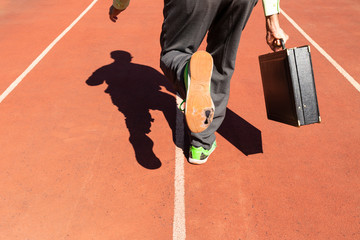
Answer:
[{"xmin": 258, "ymin": 43, "xmax": 321, "ymax": 127}]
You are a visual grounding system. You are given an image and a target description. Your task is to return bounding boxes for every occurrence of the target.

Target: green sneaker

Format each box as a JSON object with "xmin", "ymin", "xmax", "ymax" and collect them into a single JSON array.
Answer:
[
  {"xmin": 188, "ymin": 141, "xmax": 217, "ymax": 165},
  {"xmin": 183, "ymin": 51, "xmax": 215, "ymax": 133}
]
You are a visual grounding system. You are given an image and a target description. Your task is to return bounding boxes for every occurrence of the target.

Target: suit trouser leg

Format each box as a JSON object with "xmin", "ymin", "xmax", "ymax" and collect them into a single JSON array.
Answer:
[{"xmin": 160, "ymin": 0, "xmax": 258, "ymax": 150}]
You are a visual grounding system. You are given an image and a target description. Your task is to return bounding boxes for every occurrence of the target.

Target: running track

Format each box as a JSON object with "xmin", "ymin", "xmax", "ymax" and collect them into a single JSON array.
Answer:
[{"xmin": 0, "ymin": 0, "xmax": 359, "ymax": 239}]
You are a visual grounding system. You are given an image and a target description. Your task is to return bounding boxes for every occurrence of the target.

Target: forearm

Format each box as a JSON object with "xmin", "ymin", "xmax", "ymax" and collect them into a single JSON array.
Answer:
[
  {"xmin": 263, "ymin": 1, "xmax": 289, "ymax": 51},
  {"xmin": 262, "ymin": 0, "xmax": 280, "ymax": 16},
  {"xmin": 266, "ymin": 13, "xmax": 280, "ymax": 32},
  {"xmin": 113, "ymin": 0, "xmax": 130, "ymax": 10}
]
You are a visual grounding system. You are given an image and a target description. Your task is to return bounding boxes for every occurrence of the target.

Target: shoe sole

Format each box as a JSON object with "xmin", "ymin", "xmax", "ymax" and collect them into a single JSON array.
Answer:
[
  {"xmin": 188, "ymin": 156, "xmax": 209, "ymax": 165},
  {"xmin": 185, "ymin": 51, "xmax": 215, "ymax": 133}
]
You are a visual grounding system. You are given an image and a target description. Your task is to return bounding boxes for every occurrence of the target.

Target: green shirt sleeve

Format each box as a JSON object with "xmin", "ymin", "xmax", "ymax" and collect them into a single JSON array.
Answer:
[{"xmin": 262, "ymin": 0, "xmax": 280, "ymax": 16}]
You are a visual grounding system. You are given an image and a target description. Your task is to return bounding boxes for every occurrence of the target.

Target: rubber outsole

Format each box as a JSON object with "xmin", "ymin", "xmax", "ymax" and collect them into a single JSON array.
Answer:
[{"xmin": 185, "ymin": 51, "xmax": 215, "ymax": 133}]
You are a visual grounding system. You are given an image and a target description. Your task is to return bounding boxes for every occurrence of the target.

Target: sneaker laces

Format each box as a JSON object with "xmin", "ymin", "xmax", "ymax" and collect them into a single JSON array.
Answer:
[{"xmin": 179, "ymin": 99, "xmax": 186, "ymax": 112}]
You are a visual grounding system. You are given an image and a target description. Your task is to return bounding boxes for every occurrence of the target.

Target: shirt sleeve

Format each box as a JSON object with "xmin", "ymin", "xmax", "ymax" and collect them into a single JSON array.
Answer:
[
  {"xmin": 113, "ymin": 0, "xmax": 130, "ymax": 10},
  {"xmin": 262, "ymin": 0, "xmax": 280, "ymax": 16}
]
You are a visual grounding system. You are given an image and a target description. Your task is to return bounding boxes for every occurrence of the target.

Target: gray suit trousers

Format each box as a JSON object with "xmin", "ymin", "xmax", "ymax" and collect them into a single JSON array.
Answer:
[{"xmin": 160, "ymin": 0, "xmax": 258, "ymax": 149}]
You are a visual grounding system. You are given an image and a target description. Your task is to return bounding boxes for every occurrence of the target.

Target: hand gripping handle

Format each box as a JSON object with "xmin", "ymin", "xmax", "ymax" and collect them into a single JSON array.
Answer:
[{"xmin": 273, "ymin": 38, "xmax": 286, "ymax": 50}]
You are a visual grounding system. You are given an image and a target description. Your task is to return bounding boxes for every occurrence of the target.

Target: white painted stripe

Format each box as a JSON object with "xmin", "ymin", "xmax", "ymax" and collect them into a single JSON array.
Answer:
[
  {"xmin": 281, "ymin": 9, "xmax": 360, "ymax": 92},
  {"xmin": 173, "ymin": 95, "xmax": 186, "ymax": 240},
  {"xmin": 0, "ymin": 0, "xmax": 99, "ymax": 103}
]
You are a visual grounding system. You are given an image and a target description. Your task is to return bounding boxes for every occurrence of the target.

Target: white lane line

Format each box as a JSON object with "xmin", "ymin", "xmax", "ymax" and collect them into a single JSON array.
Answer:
[
  {"xmin": 281, "ymin": 9, "xmax": 360, "ymax": 93},
  {"xmin": 173, "ymin": 95, "xmax": 186, "ymax": 240},
  {"xmin": 0, "ymin": 0, "xmax": 99, "ymax": 103}
]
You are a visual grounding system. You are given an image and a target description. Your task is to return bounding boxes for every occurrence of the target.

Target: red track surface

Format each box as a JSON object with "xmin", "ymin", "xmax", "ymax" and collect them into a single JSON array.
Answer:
[{"xmin": 1, "ymin": 0, "xmax": 359, "ymax": 239}]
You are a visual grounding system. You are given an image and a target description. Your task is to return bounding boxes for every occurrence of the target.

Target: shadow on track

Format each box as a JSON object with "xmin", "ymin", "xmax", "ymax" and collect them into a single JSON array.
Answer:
[
  {"xmin": 86, "ymin": 50, "xmax": 177, "ymax": 170},
  {"xmin": 218, "ymin": 108, "xmax": 263, "ymax": 156},
  {"xmin": 181, "ymin": 108, "xmax": 263, "ymax": 159},
  {"xmin": 85, "ymin": 50, "xmax": 263, "ymax": 169}
]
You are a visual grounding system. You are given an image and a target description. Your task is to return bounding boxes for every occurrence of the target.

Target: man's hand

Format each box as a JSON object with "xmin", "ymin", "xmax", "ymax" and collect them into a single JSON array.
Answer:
[
  {"xmin": 266, "ymin": 14, "xmax": 289, "ymax": 52},
  {"xmin": 109, "ymin": 5, "xmax": 123, "ymax": 23}
]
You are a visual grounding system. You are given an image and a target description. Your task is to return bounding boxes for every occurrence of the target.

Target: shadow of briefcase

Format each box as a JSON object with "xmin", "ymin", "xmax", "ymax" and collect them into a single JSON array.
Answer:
[{"xmin": 258, "ymin": 42, "xmax": 321, "ymax": 127}]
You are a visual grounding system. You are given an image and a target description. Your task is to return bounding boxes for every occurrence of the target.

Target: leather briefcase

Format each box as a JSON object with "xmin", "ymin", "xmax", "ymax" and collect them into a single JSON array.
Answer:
[{"xmin": 258, "ymin": 42, "xmax": 321, "ymax": 127}]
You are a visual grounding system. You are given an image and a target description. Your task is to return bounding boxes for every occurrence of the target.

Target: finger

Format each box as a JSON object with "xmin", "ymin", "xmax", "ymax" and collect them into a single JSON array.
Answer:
[
  {"xmin": 273, "ymin": 46, "xmax": 282, "ymax": 52},
  {"xmin": 274, "ymin": 43, "xmax": 282, "ymax": 52},
  {"xmin": 268, "ymin": 40, "xmax": 282, "ymax": 52},
  {"xmin": 273, "ymin": 39, "xmax": 282, "ymax": 47},
  {"xmin": 109, "ymin": 6, "xmax": 114, "ymax": 15},
  {"xmin": 109, "ymin": 16, "xmax": 116, "ymax": 22}
]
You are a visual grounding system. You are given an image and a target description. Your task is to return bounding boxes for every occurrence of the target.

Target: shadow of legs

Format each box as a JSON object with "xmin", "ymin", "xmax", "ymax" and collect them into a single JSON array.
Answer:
[
  {"xmin": 217, "ymin": 108, "xmax": 263, "ymax": 155},
  {"xmin": 85, "ymin": 50, "xmax": 180, "ymax": 169},
  {"xmin": 129, "ymin": 133, "xmax": 161, "ymax": 170}
]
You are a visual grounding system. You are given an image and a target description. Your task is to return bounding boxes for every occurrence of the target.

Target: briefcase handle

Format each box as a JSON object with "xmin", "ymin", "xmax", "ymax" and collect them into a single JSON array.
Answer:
[{"xmin": 273, "ymin": 39, "xmax": 286, "ymax": 50}]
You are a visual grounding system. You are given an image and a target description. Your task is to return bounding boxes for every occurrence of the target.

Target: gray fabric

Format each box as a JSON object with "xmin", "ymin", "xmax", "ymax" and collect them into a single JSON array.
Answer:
[{"xmin": 160, "ymin": 0, "xmax": 258, "ymax": 150}]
